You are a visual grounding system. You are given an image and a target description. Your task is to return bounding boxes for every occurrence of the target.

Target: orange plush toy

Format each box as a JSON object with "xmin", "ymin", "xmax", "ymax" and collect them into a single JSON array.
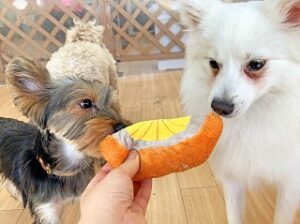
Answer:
[{"xmin": 99, "ymin": 113, "xmax": 222, "ymax": 181}]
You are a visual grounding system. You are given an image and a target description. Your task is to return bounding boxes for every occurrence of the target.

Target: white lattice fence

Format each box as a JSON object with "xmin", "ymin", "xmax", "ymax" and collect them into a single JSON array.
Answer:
[
  {"xmin": 107, "ymin": 0, "xmax": 185, "ymax": 61},
  {"xmin": 0, "ymin": 0, "xmax": 186, "ymax": 81},
  {"xmin": 0, "ymin": 0, "xmax": 101, "ymax": 66}
]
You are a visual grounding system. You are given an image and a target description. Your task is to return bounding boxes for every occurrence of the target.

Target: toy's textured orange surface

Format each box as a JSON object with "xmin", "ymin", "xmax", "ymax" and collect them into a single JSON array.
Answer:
[{"xmin": 99, "ymin": 113, "xmax": 223, "ymax": 181}]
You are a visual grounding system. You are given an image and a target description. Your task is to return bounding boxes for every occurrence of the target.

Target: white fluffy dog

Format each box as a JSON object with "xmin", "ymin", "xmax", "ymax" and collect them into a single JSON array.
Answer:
[{"xmin": 180, "ymin": 0, "xmax": 300, "ymax": 223}]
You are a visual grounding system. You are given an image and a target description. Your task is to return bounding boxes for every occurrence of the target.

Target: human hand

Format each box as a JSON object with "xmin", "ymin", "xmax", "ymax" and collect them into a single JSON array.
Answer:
[{"xmin": 79, "ymin": 150, "xmax": 152, "ymax": 224}]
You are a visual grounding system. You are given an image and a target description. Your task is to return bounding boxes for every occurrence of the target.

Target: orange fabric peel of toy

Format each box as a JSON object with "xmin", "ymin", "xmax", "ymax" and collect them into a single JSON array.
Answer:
[{"xmin": 99, "ymin": 112, "xmax": 223, "ymax": 181}]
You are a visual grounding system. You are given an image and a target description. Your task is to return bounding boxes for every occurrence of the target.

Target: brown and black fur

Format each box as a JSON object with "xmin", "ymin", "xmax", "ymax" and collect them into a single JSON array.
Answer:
[{"xmin": 0, "ymin": 57, "xmax": 128, "ymax": 224}]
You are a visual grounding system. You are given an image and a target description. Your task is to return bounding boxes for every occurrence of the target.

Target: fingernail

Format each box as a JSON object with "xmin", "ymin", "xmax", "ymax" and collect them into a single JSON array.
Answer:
[
  {"xmin": 128, "ymin": 150, "xmax": 138, "ymax": 159},
  {"xmin": 101, "ymin": 163, "xmax": 112, "ymax": 172}
]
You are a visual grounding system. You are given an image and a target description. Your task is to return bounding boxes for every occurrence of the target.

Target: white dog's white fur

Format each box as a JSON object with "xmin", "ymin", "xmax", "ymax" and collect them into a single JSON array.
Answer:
[{"xmin": 180, "ymin": 0, "xmax": 300, "ymax": 223}]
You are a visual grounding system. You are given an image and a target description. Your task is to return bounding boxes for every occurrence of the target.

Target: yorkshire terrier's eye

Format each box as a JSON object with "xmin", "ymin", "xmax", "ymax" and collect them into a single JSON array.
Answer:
[
  {"xmin": 248, "ymin": 60, "xmax": 266, "ymax": 71},
  {"xmin": 80, "ymin": 99, "xmax": 93, "ymax": 109},
  {"xmin": 209, "ymin": 59, "xmax": 220, "ymax": 70}
]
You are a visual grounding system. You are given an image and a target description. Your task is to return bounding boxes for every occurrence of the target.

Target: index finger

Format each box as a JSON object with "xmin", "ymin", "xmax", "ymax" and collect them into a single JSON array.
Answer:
[
  {"xmin": 133, "ymin": 179, "xmax": 152, "ymax": 213},
  {"xmin": 83, "ymin": 164, "xmax": 112, "ymax": 194}
]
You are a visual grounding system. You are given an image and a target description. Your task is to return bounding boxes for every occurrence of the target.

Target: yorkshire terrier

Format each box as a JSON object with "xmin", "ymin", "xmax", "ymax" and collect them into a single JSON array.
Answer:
[{"xmin": 0, "ymin": 57, "xmax": 127, "ymax": 224}]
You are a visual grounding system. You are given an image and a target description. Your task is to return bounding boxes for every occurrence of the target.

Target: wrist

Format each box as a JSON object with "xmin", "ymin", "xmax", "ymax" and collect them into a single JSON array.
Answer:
[{"xmin": 78, "ymin": 218, "xmax": 100, "ymax": 224}]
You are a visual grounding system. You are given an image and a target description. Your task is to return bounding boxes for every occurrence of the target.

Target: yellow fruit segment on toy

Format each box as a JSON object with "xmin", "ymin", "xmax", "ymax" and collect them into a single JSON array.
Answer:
[{"xmin": 126, "ymin": 116, "xmax": 191, "ymax": 141}]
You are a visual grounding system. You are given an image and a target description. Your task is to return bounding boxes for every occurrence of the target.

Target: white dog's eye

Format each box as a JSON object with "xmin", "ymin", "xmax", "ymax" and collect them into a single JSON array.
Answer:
[
  {"xmin": 209, "ymin": 59, "xmax": 220, "ymax": 70},
  {"xmin": 209, "ymin": 59, "xmax": 220, "ymax": 76},
  {"xmin": 248, "ymin": 60, "xmax": 266, "ymax": 71}
]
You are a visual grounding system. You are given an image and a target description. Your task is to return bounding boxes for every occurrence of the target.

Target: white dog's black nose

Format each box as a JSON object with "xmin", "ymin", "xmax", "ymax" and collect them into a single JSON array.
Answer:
[{"xmin": 211, "ymin": 98, "xmax": 234, "ymax": 116}]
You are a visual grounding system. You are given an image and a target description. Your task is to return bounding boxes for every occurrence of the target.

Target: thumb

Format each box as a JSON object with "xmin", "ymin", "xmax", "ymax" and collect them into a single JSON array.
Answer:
[{"xmin": 117, "ymin": 150, "xmax": 140, "ymax": 178}]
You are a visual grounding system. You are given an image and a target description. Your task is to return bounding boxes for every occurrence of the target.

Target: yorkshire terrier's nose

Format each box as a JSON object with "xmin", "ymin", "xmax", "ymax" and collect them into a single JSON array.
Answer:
[
  {"xmin": 113, "ymin": 123, "xmax": 127, "ymax": 132},
  {"xmin": 211, "ymin": 98, "xmax": 234, "ymax": 116}
]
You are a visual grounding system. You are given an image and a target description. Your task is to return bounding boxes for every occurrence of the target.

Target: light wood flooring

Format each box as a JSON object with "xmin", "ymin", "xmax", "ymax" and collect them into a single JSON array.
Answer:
[{"xmin": 0, "ymin": 70, "xmax": 300, "ymax": 224}]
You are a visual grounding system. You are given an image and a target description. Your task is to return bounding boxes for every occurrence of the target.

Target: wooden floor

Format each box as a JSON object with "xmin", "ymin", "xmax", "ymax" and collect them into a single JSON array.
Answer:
[{"xmin": 0, "ymin": 70, "xmax": 300, "ymax": 224}]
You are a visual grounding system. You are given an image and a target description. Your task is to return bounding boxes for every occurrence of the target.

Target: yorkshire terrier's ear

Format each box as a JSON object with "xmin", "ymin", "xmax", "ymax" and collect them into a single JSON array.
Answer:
[
  {"xmin": 5, "ymin": 57, "xmax": 50, "ymax": 124},
  {"xmin": 6, "ymin": 57, "xmax": 50, "ymax": 93}
]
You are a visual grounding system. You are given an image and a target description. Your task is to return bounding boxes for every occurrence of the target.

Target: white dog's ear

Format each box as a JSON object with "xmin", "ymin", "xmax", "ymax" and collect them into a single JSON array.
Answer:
[
  {"xmin": 180, "ymin": 0, "xmax": 219, "ymax": 28},
  {"xmin": 264, "ymin": 0, "xmax": 300, "ymax": 25}
]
